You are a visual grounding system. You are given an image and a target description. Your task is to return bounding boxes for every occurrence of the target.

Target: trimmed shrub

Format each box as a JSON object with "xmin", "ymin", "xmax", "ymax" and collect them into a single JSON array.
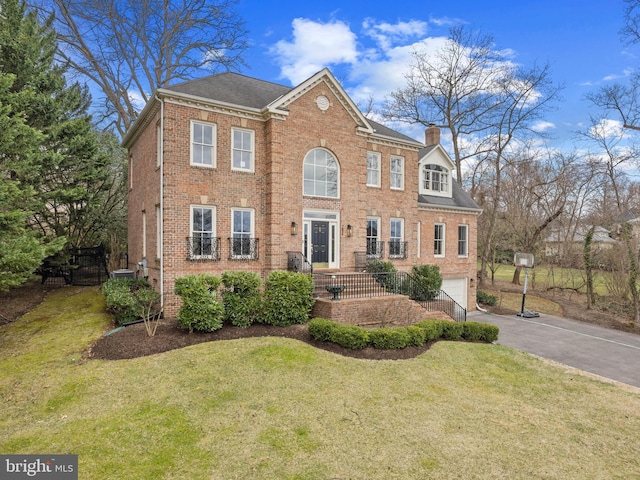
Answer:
[
  {"xmin": 368, "ymin": 327, "xmax": 413, "ymax": 349},
  {"xmin": 440, "ymin": 320, "xmax": 464, "ymax": 340},
  {"xmin": 462, "ymin": 321, "xmax": 499, "ymax": 343},
  {"xmin": 414, "ymin": 320, "xmax": 445, "ymax": 341},
  {"xmin": 330, "ymin": 323, "xmax": 370, "ymax": 350},
  {"xmin": 221, "ymin": 271, "xmax": 262, "ymax": 328},
  {"xmin": 261, "ymin": 271, "xmax": 314, "ymax": 326},
  {"xmin": 410, "ymin": 264, "xmax": 442, "ymax": 301},
  {"xmin": 307, "ymin": 318, "xmax": 335, "ymax": 342},
  {"xmin": 102, "ymin": 278, "xmax": 153, "ymax": 325},
  {"xmin": 406, "ymin": 325, "xmax": 427, "ymax": 347},
  {"xmin": 174, "ymin": 274, "xmax": 224, "ymax": 333},
  {"xmin": 477, "ymin": 290, "xmax": 497, "ymax": 306}
]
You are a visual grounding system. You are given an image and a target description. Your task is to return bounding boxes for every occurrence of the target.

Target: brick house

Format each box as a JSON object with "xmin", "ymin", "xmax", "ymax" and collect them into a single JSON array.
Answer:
[{"xmin": 122, "ymin": 68, "xmax": 481, "ymax": 318}]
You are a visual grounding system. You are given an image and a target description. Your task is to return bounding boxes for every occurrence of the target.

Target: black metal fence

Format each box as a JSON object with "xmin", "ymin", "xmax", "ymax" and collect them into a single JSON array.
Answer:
[{"xmin": 313, "ymin": 271, "xmax": 466, "ymax": 322}]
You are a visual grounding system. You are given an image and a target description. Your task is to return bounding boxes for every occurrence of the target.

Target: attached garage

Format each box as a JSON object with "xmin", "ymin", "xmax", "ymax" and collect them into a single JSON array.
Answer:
[{"xmin": 441, "ymin": 278, "xmax": 468, "ymax": 310}]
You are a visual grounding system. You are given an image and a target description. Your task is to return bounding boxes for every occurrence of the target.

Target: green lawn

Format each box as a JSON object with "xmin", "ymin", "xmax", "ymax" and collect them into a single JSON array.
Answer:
[{"xmin": 1, "ymin": 287, "xmax": 640, "ymax": 479}]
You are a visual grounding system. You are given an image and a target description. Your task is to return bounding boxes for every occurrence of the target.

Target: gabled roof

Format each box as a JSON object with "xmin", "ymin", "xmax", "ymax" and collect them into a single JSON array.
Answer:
[
  {"xmin": 418, "ymin": 181, "xmax": 482, "ymax": 213},
  {"xmin": 123, "ymin": 69, "xmax": 422, "ymax": 148}
]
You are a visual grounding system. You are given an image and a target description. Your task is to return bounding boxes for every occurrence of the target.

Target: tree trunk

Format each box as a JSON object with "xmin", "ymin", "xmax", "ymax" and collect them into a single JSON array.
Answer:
[{"xmin": 583, "ymin": 226, "xmax": 595, "ymax": 310}]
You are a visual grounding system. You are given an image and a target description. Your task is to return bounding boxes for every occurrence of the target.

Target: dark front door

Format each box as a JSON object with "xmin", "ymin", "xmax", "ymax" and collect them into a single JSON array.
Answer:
[{"xmin": 311, "ymin": 221, "xmax": 329, "ymax": 263}]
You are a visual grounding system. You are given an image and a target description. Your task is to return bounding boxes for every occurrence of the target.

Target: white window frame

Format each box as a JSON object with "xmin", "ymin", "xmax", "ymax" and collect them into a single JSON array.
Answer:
[
  {"xmin": 434, "ymin": 223, "xmax": 445, "ymax": 257},
  {"xmin": 423, "ymin": 164, "xmax": 449, "ymax": 193},
  {"xmin": 458, "ymin": 224, "xmax": 468, "ymax": 257},
  {"xmin": 389, "ymin": 218, "xmax": 404, "ymax": 258},
  {"xmin": 366, "ymin": 216, "xmax": 381, "ymax": 258},
  {"xmin": 231, "ymin": 127, "xmax": 254, "ymax": 172},
  {"xmin": 231, "ymin": 208, "xmax": 255, "ymax": 259},
  {"xmin": 303, "ymin": 148, "xmax": 340, "ymax": 198},
  {"xmin": 190, "ymin": 205, "xmax": 216, "ymax": 259},
  {"xmin": 367, "ymin": 151, "xmax": 381, "ymax": 187},
  {"xmin": 390, "ymin": 155, "xmax": 404, "ymax": 190},
  {"xmin": 190, "ymin": 120, "xmax": 216, "ymax": 168}
]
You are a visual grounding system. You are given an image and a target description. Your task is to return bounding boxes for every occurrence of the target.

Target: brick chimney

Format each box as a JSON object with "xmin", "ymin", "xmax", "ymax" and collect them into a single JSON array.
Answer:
[{"xmin": 425, "ymin": 124, "xmax": 440, "ymax": 146}]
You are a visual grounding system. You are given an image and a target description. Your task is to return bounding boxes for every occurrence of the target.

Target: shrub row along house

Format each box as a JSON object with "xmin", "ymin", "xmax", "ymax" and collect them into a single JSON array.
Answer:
[{"xmin": 122, "ymin": 68, "xmax": 482, "ymax": 318}]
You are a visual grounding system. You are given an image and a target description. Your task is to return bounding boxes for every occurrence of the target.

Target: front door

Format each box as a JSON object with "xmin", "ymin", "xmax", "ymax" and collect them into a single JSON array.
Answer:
[{"xmin": 311, "ymin": 221, "xmax": 329, "ymax": 264}]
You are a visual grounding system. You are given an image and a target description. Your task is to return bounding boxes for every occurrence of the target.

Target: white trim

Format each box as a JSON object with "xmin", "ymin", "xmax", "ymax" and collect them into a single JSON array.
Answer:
[
  {"xmin": 366, "ymin": 151, "xmax": 381, "ymax": 187},
  {"xmin": 458, "ymin": 224, "xmax": 469, "ymax": 258},
  {"xmin": 190, "ymin": 120, "xmax": 217, "ymax": 168},
  {"xmin": 190, "ymin": 205, "xmax": 217, "ymax": 259},
  {"xmin": 303, "ymin": 208, "xmax": 341, "ymax": 269},
  {"xmin": 230, "ymin": 207, "xmax": 255, "ymax": 259},
  {"xmin": 302, "ymin": 148, "xmax": 340, "ymax": 199},
  {"xmin": 231, "ymin": 127, "xmax": 255, "ymax": 172},
  {"xmin": 434, "ymin": 222, "xmax": 445, "ymax": 258},
  {"xmin": 390, "ymin": 155, "xmax": 405, "ymax": 191}
]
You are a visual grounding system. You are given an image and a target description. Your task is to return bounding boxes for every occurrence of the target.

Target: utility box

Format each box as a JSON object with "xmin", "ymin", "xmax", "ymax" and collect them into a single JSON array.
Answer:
[{"xmin": 110, "ymin": 269, "xmax": 135, "ymax": 279}]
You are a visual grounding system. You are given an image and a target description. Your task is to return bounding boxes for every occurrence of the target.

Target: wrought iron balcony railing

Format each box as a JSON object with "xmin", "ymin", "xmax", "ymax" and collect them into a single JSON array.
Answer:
[
  {"xmin": 388, "ymin": 240, "xmax": 408, "ymax": 259},
  {"xmin": 187, "ymin": 236, "xmax": 220, "ymax": 261},
  {"xmin": 228, "ymin": 237, "xmax": 259, "ymax": 260},
  {"xmin": 366, "ymin": 239, "xmax": 384, "ymax": 259}
]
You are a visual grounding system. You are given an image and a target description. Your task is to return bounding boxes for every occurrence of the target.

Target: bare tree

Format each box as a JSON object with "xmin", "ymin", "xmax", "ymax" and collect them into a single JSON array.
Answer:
[
  {"xmin": 384, "ymin": 25, "xmax": 562, "ymax": 183},
  {"xmin": 587, "ymin": 0, "xmax": 640, "ymax": 131},
  {"xmin": 36, "ymin": 0, "xmax": 248, "ymax": 136}
]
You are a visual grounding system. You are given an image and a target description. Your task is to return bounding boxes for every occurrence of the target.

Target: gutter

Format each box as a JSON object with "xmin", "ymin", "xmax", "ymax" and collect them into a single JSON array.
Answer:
[{"xmin": 155, "ymin": 94, "xmax": 164, "ymax": 311}]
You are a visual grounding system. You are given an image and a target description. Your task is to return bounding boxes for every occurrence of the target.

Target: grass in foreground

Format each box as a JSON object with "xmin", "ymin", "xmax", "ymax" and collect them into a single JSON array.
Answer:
[{"xmin": 1, "ymin": 287, "xmax": 639, "ymax": 479}]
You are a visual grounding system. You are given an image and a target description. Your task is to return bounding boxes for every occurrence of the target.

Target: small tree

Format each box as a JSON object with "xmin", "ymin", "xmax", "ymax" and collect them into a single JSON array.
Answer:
[
  {"xmin": 134, "ymin": 287, "xmax": 161, "ymax": 337},
  {"xmin": 411, "ymin": 264, "xmax": 442, "ymax": 301}
]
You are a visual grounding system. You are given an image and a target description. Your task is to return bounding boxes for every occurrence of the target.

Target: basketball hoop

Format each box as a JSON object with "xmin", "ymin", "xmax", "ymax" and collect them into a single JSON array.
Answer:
[{"xmin": 513, "ymin": 253, "xmax": 539, "ymax": 318}]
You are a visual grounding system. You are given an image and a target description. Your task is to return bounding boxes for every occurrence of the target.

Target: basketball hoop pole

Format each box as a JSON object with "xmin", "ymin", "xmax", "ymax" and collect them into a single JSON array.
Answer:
[{"xmin": 514, "ymin": 252, "xmax": 539, "ymax": 318}]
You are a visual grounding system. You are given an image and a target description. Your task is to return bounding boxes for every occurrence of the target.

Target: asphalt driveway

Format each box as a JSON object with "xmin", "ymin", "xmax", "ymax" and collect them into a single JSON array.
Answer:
[{"xmin": 468, "ymin": 309, "xmax": 640, "ymax": 389}]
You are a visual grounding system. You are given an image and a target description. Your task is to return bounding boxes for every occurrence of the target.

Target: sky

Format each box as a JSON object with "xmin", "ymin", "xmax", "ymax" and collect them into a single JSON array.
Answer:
[{"xmin": 231, "ymin": 0, "xmax": 632, "ymax": 150}]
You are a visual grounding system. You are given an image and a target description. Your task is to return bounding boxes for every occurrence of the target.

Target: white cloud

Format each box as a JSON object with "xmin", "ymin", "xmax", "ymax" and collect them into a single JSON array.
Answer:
[
  {"xmin": 589, "ymin": 118, "xmax": 626, "ymax": 139},
  {"xmin": 532, "ymin": 121, "xmax": 556, "ymax": 132},
  {"xmin": 269, "ymin": 18, "xmax": 358, "ymax": 84}
]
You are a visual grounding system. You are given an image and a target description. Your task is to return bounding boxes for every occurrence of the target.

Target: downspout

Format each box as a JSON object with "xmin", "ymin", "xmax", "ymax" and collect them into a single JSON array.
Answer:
[{"xmin": 155, "ymin": 94, "xmax": 164, "ymax": 311}]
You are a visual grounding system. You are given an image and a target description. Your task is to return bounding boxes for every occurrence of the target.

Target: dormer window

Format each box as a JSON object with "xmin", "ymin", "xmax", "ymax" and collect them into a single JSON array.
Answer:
[{"xmin": 423, "ymin": 164, "xmax": 449, "ymax": 193}]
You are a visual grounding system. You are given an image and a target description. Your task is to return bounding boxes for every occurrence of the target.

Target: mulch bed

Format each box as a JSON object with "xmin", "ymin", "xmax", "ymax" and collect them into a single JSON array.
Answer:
[{"xmin": 88, "ymin": 319, "xmax": 435, "ymax": 361}]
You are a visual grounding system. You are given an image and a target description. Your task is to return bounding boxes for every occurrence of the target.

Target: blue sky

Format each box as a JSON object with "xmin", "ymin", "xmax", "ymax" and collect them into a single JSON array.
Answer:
[{"xmin": 232, "ymin": 0, "xmax": 631, "ymax": 148}]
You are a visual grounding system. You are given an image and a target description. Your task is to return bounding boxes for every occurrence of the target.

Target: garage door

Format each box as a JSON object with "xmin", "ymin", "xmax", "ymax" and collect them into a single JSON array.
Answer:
[{"xmin": 441, "ymin": 278, "xmax": 467, "ymax": 309}]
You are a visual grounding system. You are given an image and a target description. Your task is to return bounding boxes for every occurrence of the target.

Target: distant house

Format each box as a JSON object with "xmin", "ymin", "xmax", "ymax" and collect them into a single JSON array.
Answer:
[
  {"xmin": 544, "ymin": 226, "xmax": 617, "ymax": 259},
  {"xmin": 122, "ymin": 68, "xmax": 482, "ymax": 318}
]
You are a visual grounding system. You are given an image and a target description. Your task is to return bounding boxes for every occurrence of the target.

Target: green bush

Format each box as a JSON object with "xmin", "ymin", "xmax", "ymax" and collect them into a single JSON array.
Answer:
[
  {"xmin": 410, "ymin": 264, "xmax": 442, "ymax": 301},
  {"xmin": 414, "ymin": 320, "xmax": 445, "ymax": 341},
  {"xmin": 261, "ymin": 271, "xmax": 314, "ymax": 326},
  {"xmin": 477, "ymin": 290, "xmax": 497, "ymax": 306},
  {"xmin": 462, "ymin": 321, "xmax": 499, "ymax": 343},
  {"xmin": 440, "ymin": 320, "xmax": 464, "ymax": 340},
  {"xmin": 368, "ymin": 327, "xmax": 413, "ymax": 349},
  {"xmin": 102, "ymin": 278, "xmax": 153, "ymax": 325},
  {"xmin": 406, "ymin": 325, "xmax": 427, "ymax": 347},
  {"xmin": 309, "ymin": 318, "xmax": 498, "ymax": 350},
  {"xmin": 307, "ymin": 318, "xmax": 335, "ymax": 342},
  {"xmin": 221, "ymin": 271, "xmax": 262, "ymax": 328},
  {"xmin": 174, "ymin": 274, "xmax": 224, "ymax": 333},
  {"xmin": 329, "ymin": 323, "xmax": 370, "ymax": 350}
]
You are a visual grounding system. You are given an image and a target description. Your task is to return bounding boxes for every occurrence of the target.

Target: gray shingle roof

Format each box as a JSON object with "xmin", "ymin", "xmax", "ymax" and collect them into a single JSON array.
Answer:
[
  {"xmin": 418, "ymin": 181, "xmax": 481, "ymax": 212},
  {"xmin": 163, "ymin": 72, "xmax": 418, "ymax": 144},
  {"xmin": 164, "ymin": 72, "xmax": 292, "ymax": 110}
]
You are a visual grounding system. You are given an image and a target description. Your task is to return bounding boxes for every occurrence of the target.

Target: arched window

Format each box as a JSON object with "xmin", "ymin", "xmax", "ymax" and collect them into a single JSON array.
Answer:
[
  {"xmin": 303, "ymin": 148, "xmax": 339, "ymax": 198},
  {"xmin": 423, "ymin": 164, "xmax": 449, "ymax": 193}
]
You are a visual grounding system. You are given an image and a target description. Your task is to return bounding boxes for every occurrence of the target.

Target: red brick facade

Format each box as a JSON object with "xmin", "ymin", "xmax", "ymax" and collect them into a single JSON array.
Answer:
[{"xmin": 124, "ymin": 70, "xmax": 481, "ymax": 317}]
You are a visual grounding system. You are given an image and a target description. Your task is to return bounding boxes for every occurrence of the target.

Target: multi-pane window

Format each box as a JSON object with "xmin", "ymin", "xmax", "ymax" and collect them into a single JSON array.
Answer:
[
  {"xmin": 231, "ymin": 209, "xmax": 254, "ymax": 258},
  {"xmin": 232, "ymin": 128, "xmax": 254, "ymax": 171},
  {"xmin": 191, "ymin": 121, "xmax": 216, "ymax": 167},
  {"xmin": 434, "ymin": 223, "xmax": 445, "ymax": 256},
  {"xmin": 389, "ymin": 218, "xmax": 405, "ymax": 258},
  {"xmin": 367, "ymin": 151, "xmax": 380, "ymax": 187},
  {"xmin": 458, "ymin": 224, "xmax": 468, "ymax": 256},
  {"xmin": 423, "ymin": 164, "xmax": 449, "ymax": 192},
  {"xmin": 303, "ymin": 149, "xmax": 339, "ymax": 197},
  {"xmin": 366, "ymin": 217, "xmax": 381, "ymax": 258},
  {"xmin": 191, "ymin": 206, "xmax": 216, "ymax": 258},
  {"xmin": 390, "ymin": 156, "xmax": 404, "ymax": 190}
]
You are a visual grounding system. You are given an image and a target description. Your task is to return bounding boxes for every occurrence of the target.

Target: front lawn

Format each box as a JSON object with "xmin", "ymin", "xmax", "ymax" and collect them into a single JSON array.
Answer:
[{"xmin": 1, "ymin": 286, "xmax": 639, "ymax": 479}]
